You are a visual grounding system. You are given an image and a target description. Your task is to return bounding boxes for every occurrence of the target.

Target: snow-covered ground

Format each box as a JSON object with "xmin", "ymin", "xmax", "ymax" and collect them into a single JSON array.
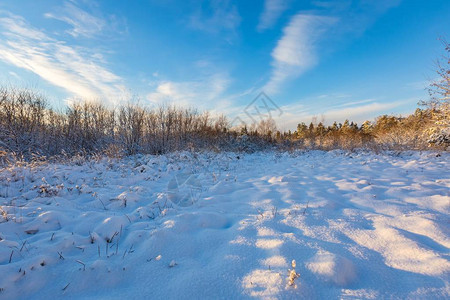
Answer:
[{"xmin": 0, "ymin": 150, "xmax": 449, "ymax": 299}]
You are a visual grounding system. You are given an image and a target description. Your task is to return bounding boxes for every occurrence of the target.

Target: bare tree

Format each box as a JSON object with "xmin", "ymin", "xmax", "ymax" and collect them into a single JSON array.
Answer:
[{"xmin": 424, "ymin": 39, "xmax": 450, "ymax": 147}]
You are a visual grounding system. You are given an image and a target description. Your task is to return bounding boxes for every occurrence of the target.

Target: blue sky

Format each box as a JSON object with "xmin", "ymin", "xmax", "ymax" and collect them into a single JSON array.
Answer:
[{"xmin": 0, "ymin": 0, "xmax": 449, "ymax": 130}]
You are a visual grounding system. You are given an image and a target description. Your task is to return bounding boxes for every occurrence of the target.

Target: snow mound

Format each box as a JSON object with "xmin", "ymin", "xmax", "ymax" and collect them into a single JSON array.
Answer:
[
  {"xmin": 94, "ymin": 216, "xmax": 128, "ymax": 242},
  {"xmin": 167, "ymin": 173, "xmax": 202, "ymax": 207},
  {"xmin": 307, "ymin": 250, "xmax": 357, "ymax": 286},
  {"xmin": 242, "ymin": 269, "xmax": 283, "ymax": 298}
]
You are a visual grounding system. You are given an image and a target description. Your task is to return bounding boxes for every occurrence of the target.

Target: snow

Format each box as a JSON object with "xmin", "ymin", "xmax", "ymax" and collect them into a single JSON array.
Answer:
[
  {"xmin": 0, "ymin": 150, "xmax": 449, "ymax": 299},
  {"xmin": 306, "ymin": 250, "xmax": 356, "ymax": 286}
]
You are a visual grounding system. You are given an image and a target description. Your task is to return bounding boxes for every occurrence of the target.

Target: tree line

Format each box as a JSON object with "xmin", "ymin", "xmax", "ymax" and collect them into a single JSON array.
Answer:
[
  {"xmin": 0, "ymin": 42, "xmax": 448, "ymax": 160},
  {"xmin": 0, "ymin": 85, "xmax": 447, "ymax": 162}
]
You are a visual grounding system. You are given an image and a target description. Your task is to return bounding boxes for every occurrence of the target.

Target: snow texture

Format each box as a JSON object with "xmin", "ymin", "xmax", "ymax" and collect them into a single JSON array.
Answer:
[{"xmin": 0, "ymin": 150, "xmax": 449, "ymax": 299}]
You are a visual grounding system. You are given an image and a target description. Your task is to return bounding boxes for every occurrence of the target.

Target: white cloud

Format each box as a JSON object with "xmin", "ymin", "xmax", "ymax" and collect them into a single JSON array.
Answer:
[
  {"xmin": 315, "ymin": 101, "xmax": 406, "ymax": 124},
  {"xmin": 44, "ymin": 1, "xmax": 127, "ymax": 39},
  {"xmin": 257, "ymin": 0, "xmax": 290, "ymax": 31},
  {"xmin": 262, "ymin": 1, "xmax": 403, "ymax": 94},
  {"xmin": 146, "ymin": 74, "xmax": 231, "ymax": 112},
  {"xmin": 264, "ymin": 14, "xmax": 337, "ymax": 94},
  {"xmin": 222, "ymin": 96, "xmax": 409, "ymax": 131},
  {"xmin": 331, "ymin": 98, "xmax": 376, "ymax": 109},
  {"xmin": 273, "ymin": 99, "xmax": 410, "ymax": 130},
  {"xmin": 44, "ymin": 1, "xmax": 105, "ymax": 38},
  {"xmin": 0, "ymin": 11, "xmax": 128, "ymax": 105}
]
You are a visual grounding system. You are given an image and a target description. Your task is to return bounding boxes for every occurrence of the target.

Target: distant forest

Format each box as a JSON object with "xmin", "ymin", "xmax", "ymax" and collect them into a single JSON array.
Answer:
[{"xmin": 0, "ymin": 43, "xmax": 448, "ymax": 161}]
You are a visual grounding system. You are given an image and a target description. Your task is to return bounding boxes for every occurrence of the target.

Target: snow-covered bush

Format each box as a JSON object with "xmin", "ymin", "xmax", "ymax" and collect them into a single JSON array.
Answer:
[
  {"xmin": 426, "ymin": 103, "xmax": 450, "ymax": 149},
  {"xmin": 423, "ymin": 40, "xmax": 450, "ymax": 149}
]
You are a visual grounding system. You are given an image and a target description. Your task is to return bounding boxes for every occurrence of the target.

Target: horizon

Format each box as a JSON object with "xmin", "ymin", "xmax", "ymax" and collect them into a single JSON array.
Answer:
[{"xmin": 0, "ymin": 0, "xmax": 449, "ymax": 130}]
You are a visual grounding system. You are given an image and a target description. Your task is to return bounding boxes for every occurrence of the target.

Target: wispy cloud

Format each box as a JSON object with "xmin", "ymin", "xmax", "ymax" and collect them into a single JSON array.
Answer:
[
  {"xmin": 0, "ymin": 11, "xmax": 128, "ymax": 104},
  {"xmin": 263, "ymin": 1, "xmax": 402, "ymax": 94},
  {"xmin": 189, "ymin": 0, "xmax": 240, "ymax": 39},
  {"xmin": 8, "ymin": 71, "xmax": 20, "ymax": 80},
  {"xmin": 307, "ymin": 0, "xmax": 403, "ymax": 42},
  {"xmin": 44, "ymin": 1, "xmax": 127, "ymax": 39},
  {"xmin": 405, "ymin": 80, "xmax": 429, "ymax": 91},
  {"xmin": 220, "ymin": 94, "xmax": 409, "ymax": 131},
  {"xmin": 331, "ymin": 98, "xmax": 376, "ymax": 109},
  {"xmin": 264, "ymin": 13, "xmax": 337, "ymax": 94},
  {"xmin": 257, "ymin": 0, "xmax": 290, "ymax": 31},
  {"xmin": 45, "ymin": 2, "xmax": 104, "ymax": 38},
  {"xmin": 273, "ymin": 99, "xmax": 410, "ymax": 130},
  {"xmin": 314, "ymin": 101, "xmax": 406, "ymax": 123}
]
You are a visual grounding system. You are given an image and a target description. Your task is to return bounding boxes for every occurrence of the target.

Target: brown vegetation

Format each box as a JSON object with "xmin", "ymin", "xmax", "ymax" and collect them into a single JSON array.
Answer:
[
  {"xmin": 0, "ymin": 42, "xmax": 448, "ymax": 159},
  {"xmin": 0, "ymin": 85, "xmax": 447, "ymax": 161}
]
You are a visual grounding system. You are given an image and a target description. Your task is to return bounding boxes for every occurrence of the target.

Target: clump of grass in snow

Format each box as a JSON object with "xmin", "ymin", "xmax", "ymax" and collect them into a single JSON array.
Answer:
[
  {"xmin": 287, "ymin": 260, "xmax": 300, "ymax": 288},
  {"xmin": 0, "ymin": 206, "xmax": 9, "ymax": 222}
]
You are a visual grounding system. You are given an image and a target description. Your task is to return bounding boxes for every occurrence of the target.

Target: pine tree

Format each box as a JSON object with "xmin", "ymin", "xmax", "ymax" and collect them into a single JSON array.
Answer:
[
  {"xmin": 296, "ymin": 122, "xmax": 308, "ymax": 138},
  {"xmin": 361, "ymin": 120, "xmax": 373, "ymax": 134}
]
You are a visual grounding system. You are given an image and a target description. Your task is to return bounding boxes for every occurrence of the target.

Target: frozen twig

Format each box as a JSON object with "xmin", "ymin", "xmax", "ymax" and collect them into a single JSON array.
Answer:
[
  {"xmin": 9, "ymin": 250, "xmax": 13, "ymax": 263},
  {"xmin": 76, "ymin": 260, "xmax": 86, "ymax": 271}
]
